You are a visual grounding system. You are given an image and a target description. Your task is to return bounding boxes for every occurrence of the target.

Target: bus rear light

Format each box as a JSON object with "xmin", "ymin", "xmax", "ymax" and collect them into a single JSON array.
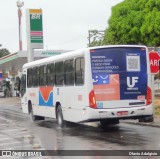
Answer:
[
  {"xmin": 146, "ymin": 86, "xmax": 152, "ymax": 106},
  {"xmin": 89, "ymin": 90, "xmax": 97, "ymax": 109},
  {"xmin": 90, "ymin": 50, "xmax": 95, "ymax": 53}
]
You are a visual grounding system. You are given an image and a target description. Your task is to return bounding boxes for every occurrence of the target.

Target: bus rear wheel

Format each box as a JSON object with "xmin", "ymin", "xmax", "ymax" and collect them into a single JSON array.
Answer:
[
  {"xmin": 100, "ymin": 119, "xmax": 119, "ymax": 128},
  {"xmin": 139, "ymin": 115, "xmax": 153, "ymax": 122},
  {"xmin": 57, "ymin": 106, "xmax": 65, "ymax": 127}
]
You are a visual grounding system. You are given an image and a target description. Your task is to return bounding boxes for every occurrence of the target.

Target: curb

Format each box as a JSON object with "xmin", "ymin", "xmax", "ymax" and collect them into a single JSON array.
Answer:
[
  {"xmin": 0, "ymin": 97, "xmax": 20, "ymax": 105},
  {"xmin": 122, "ymin": 120, "xmax": 160, "ymax": 128}
]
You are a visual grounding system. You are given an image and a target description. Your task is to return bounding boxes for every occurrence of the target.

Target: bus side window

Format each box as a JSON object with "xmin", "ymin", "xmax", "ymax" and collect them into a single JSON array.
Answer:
[
  {"xmin": 81, "ymin": 58, "xmax": 84, "ymax": 84},
  {"xmin": 39, "ymin": 65, "xmax": 47, "ymax": 86},
  {"xmin": 64, "ymin": 59, "xmax": 74, "ymax": 85},
  {"xmin": 47, "ymin": 63, "xmax": 55, "ymax": 86},
  {"xmin": 27, "ymin": 68, "xmax": 32, "ymax": 88},
  {"xmin": 55, "ymin": 61, "xmax": 64, "ymax": 86},
  {"xmin": 75, "ymin": 57, "xmax": 84, "ymax": 85},
  {"xmin": 32, "ymin": 67, "xmax": 39, "ymax": 87}
]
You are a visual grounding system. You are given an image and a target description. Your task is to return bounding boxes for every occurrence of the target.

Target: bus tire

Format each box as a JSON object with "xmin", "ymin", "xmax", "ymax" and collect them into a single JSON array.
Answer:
[
  {"xmin": 57, "ymin": 105, "xmax": 65, "ymax": 127},
  {"xmin": 29, "ymin": 106, "xmax": 44, "ymax": 122},
  {"xmin": 139, "ymin": 115, "xmax": 153, "ymax": 123},
  {"xmin": 30, "ymin": 107, "xmax": 37, "ymax": 122}
]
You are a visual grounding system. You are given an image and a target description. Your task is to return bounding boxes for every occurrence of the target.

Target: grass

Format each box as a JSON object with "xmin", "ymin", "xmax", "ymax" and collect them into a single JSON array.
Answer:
[{"xmin": 154, "ymin": 97, "xmax": 160, "ymax": 116}]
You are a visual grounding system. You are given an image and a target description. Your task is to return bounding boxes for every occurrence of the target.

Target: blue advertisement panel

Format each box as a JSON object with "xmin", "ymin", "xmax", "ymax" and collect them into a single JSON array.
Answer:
[{"xmin": 90, "ymin": 47, "xmax": 147, "ymax": 101}]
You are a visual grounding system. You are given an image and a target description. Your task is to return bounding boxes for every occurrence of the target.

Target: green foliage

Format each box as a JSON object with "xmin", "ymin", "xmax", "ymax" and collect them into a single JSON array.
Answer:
[
  {"xmin": 103, "ymin": 0, "xmax": 160, "ymax": 47},
  {"xmin": 155, "ymin": 72, "xmax": 160, "ymax": 80},
  {"xmin": 88, "ymin": 30, "xmax": 105, "ymax": 47},
  {"xmin": 0, "ymin": 48, "xmax": 10, "ymax": 58},
  {"xmin": 88, "ymin": 40, "xmax": 103, "ymax": 47}
]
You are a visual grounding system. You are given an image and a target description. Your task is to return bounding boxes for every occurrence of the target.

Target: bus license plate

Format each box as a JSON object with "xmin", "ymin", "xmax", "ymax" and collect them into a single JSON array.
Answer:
[{"xmin": 117, "ymin": 111, "xmax": 128, "ymax": 116}]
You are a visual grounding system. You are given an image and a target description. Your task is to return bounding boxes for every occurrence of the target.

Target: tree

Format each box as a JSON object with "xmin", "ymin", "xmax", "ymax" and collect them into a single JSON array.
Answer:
[
  {"xmin": 88, "ymin": 30, "xmax": 105, "ymax": 47},
  {"xmin": 0, "ymin": 48, "xmax": 10, "ymax": 58},
  {"xmin": 103, "ymin": 0, "xmax": 160, "ymax": 47}
]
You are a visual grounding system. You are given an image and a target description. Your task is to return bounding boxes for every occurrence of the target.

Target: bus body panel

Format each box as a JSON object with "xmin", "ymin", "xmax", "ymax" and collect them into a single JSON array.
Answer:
[
  {"xmin": 33, "ymin": 106, "xmax": 55, "ymax": 118},
  {"xmin": 54, "ymin": 86, "xmax": 86, "ymax": 122}
]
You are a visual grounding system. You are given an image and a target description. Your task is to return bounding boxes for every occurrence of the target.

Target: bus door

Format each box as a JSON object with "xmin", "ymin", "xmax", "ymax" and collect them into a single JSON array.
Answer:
[{"xmin": 21, "ymin": 73, "xmax": 28, "ymax": 113}]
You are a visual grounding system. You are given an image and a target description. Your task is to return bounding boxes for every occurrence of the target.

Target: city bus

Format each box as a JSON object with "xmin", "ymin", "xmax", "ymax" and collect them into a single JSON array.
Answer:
[{"xmin": 20, "ymin": 45, "xmax": 153, "ymax": 128}]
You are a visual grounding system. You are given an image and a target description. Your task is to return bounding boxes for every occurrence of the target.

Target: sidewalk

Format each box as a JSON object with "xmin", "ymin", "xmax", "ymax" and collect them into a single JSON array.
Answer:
[
  {"xmin": 0, "ymin": 97, "xmax": 160, "ymax": 127},
  {"xmin": 123, "ymin": 117, "xmax": 160, "ymax": 128},
  {"xmin": 0, "ymin": 97, "xmax": 21, "ymax": 105}
]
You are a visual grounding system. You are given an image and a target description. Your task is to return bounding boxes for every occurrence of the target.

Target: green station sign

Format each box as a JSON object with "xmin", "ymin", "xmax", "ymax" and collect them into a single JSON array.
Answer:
[{"xmin": 29, "ymin": 9, "xmax": 43, "ymax": 44}]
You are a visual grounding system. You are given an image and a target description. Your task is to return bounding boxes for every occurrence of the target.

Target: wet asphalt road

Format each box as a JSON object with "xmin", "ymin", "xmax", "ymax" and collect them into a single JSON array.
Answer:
[{"xmin": 0, "ymin": 104, "xmax": 160, "ymax": 159}]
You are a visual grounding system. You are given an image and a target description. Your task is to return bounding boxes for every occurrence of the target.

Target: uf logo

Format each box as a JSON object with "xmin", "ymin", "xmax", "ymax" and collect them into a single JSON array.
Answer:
[{"xmin": 127, "ymin": 77, "xmax": 139, "ymax": 88}]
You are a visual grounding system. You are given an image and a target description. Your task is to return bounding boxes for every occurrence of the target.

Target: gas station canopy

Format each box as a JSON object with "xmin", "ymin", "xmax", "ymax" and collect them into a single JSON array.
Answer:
[{"xmin": 0, "ymin": 50, "xmax": 71, "ymax": 74}]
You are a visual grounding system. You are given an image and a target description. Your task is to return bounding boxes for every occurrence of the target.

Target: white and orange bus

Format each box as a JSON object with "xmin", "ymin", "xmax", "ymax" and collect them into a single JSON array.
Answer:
[{"xmin": 20, "ymin": 45, "xmax": 153, "ymax": 128}]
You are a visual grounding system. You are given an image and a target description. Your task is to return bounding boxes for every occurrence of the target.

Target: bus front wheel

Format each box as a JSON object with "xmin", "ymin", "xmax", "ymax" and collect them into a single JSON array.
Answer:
[
  {"xmin": 30, "ymin": 107, "xmax": 36, "ymax": 122},
  {"xmin": 29, "ymin": 105, "xmax": 44, "ymax": 122},
  {"xmin": 57, "ymin": 106, "xmax": 65, "ymax": 127}
]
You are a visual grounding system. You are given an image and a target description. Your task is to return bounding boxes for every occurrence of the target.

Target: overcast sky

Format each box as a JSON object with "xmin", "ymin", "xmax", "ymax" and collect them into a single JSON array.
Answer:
[{"xmin": 0, "ymin": 0, "xmax": 123, "ymax": 53}]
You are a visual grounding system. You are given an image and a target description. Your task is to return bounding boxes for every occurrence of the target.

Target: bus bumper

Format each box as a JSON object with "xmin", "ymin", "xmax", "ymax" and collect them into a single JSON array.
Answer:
[{"xmin": 86, "ymin": 105, "xmax": 153, "ymax": 121}]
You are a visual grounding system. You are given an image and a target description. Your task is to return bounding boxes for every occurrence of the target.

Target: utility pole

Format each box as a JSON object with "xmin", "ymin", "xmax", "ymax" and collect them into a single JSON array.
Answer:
[
  {"xmin": 88, "ymin": 30, "xmax": 105, "ymax": 47},
  {"xmin": 17, "ymin": 0, "xmax": 24, "ymax": 51}
]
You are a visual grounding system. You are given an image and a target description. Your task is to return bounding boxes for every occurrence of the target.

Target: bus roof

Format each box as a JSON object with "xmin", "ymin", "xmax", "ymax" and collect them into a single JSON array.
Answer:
[
  {"xmin": 23, "ymin": 48, "xmax": 87, "ymax": 69},
  {"xmin": 23, "ymin": 45, "xmax": 147, "ymax": 69}
]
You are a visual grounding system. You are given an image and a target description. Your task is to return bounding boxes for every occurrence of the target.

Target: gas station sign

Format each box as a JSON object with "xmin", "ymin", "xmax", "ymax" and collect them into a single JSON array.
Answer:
[{"xmin": 26, "ymin": 9, "xmax": 43, "ymax": 49}]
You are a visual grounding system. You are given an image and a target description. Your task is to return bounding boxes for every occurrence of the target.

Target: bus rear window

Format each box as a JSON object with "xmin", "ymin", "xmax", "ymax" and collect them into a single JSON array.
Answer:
[{"xmin": 90, "ymin": 47, "xmax": 147, "ymax": 74}]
